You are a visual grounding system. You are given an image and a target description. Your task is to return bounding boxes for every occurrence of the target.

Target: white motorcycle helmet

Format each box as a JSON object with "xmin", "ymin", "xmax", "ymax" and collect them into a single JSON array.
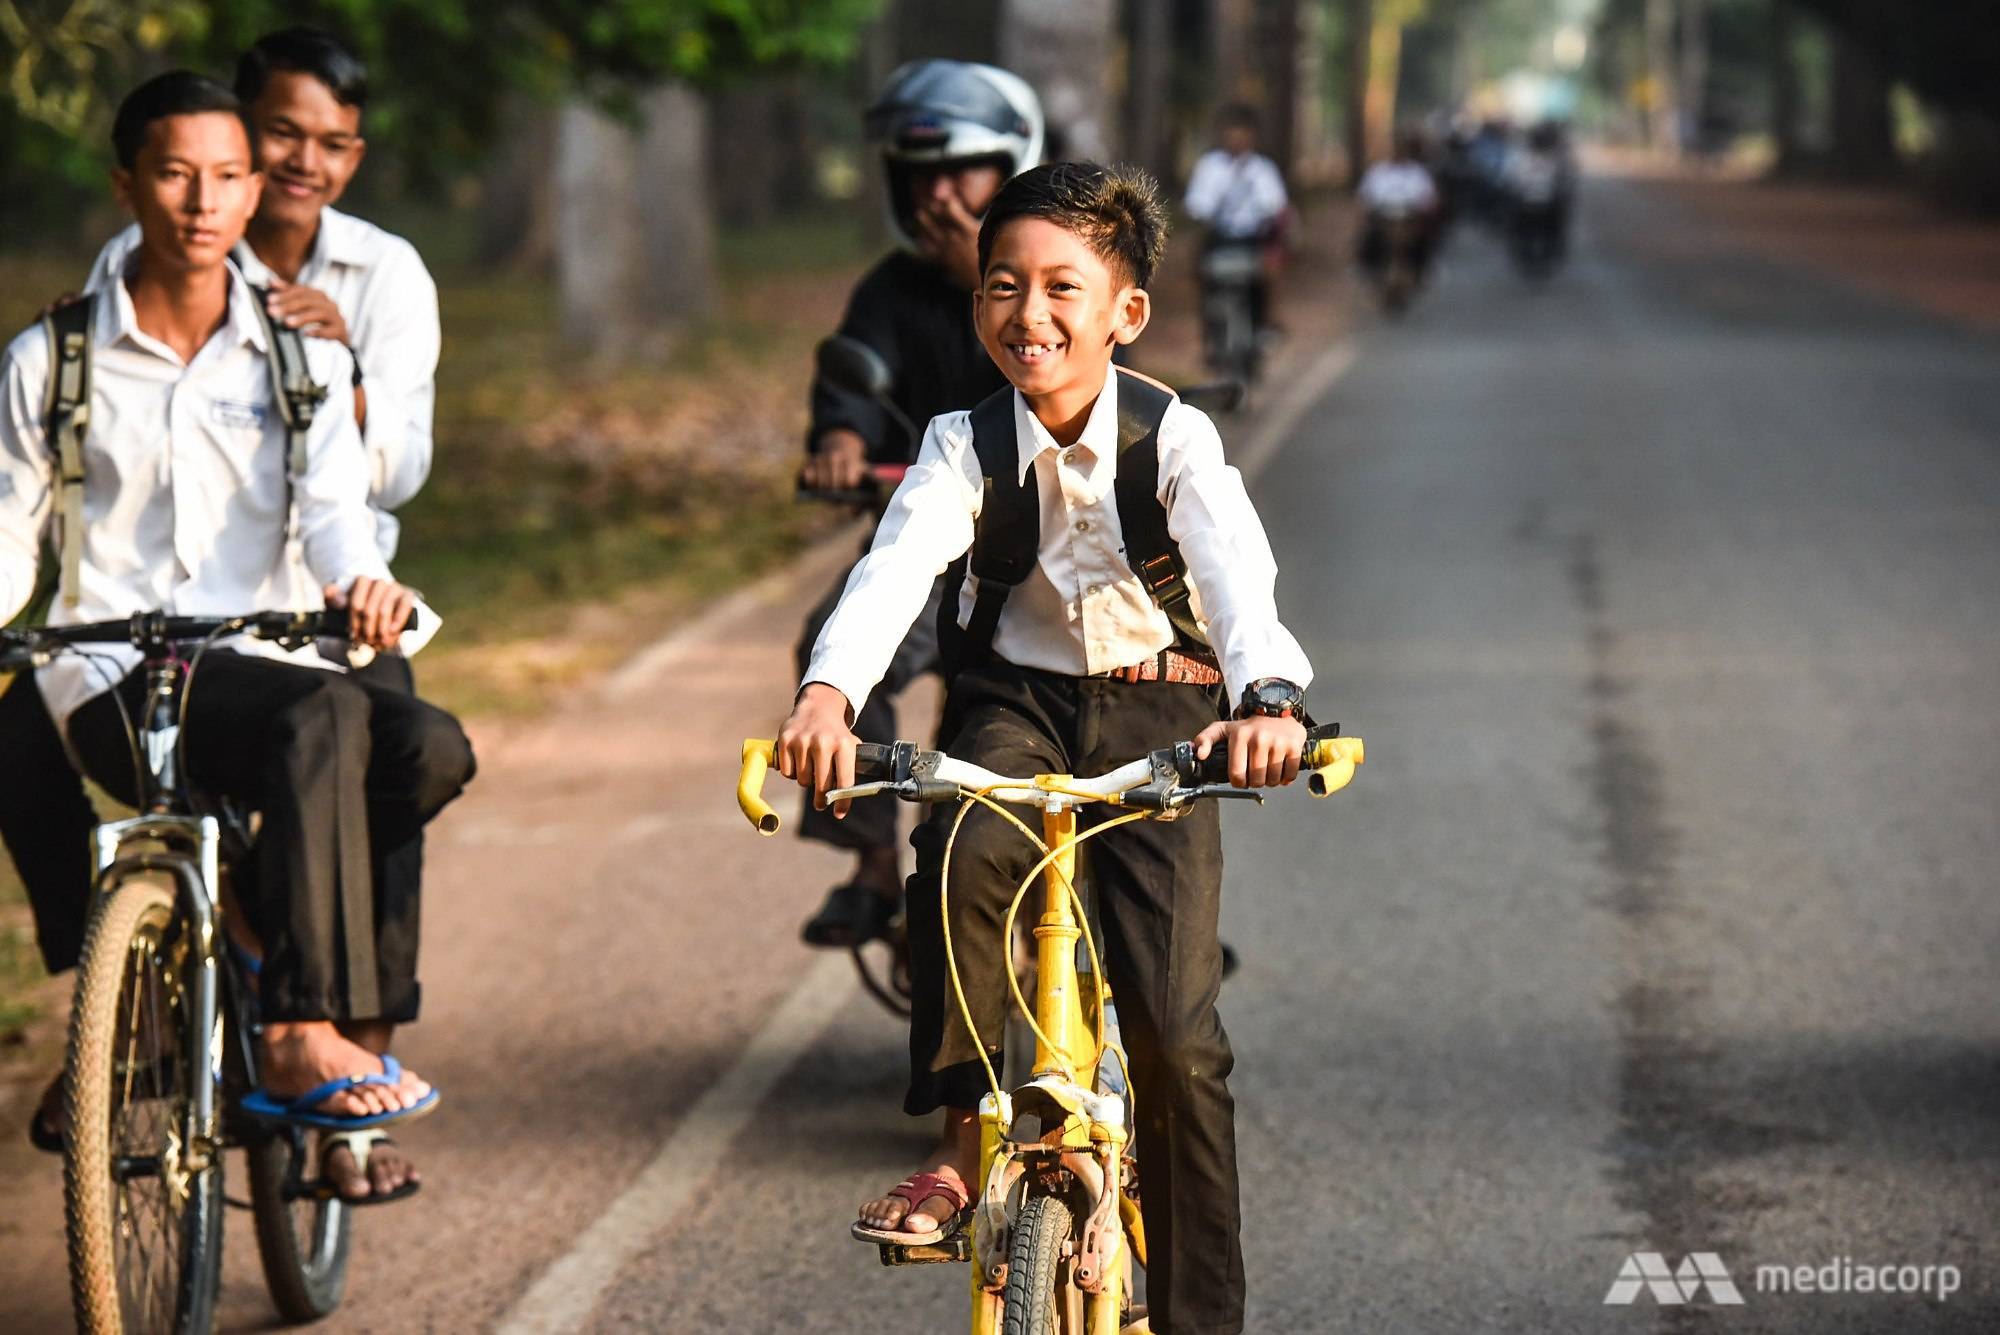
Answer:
[{"xmin": 865, "ymin": 59, "xmax": 1045, "ymax": 248}]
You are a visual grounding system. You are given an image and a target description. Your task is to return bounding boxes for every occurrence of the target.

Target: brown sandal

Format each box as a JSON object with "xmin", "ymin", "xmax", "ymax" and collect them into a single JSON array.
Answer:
[{"xmin": 850, "ymin": 1170, "xmax": 972, "ymax": 1246}]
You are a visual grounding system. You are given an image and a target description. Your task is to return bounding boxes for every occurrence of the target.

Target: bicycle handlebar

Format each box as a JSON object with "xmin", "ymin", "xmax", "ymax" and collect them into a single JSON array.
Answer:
[
  {"xmin": 0, "ymin": 606, "xmax": 420, "ymax": 673},
  {"xmin": 734, "ymin": 727, "xmax": 1364, "ymax": 836}
]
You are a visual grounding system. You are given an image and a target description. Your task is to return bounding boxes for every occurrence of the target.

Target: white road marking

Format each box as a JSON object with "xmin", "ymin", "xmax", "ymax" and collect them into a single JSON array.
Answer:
[
  {"xmin": 492, "ymin": 951, "xmax": 857, "ymax": 1334},
  {"xmin": 491, "ymin": 334, "xmax": 1359, "ymax": 1333},
  {"xmin": 1234, "ymin": 339, "xmax": 1358, "ymax": 482}
]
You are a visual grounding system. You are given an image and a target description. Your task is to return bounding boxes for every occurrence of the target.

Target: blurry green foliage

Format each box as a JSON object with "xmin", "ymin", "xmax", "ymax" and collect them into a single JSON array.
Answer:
[{"xmin": 0, "ymin": 0, "xmax": 882, "ymax": 238}]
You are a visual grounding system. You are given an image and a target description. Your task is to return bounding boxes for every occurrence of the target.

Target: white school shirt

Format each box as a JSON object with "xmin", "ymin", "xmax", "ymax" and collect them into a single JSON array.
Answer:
[
  {"xmin": 1357, "ymin": 161, "xmax": 1439, "ymax": 214},
  {"xmin": 803, "ymin": 367, "xmax": 1314, "ymax": 716},
  {"xmin": 88, "ymin": 207, "xmax": 440, "ymax": 562},
  {"xmin": 0, "ymin": 267, "xmax": 419, "ymax": 730},
  {"xmin": 1183, "ymin": 150, "xmax": 1290, "ymax": 240}
]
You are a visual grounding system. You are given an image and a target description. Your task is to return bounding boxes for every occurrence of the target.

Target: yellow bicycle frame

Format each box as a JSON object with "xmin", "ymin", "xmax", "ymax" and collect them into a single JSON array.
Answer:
[{"xmin": 736, "ymin": 734, "xmax": 1364, "ymax": 1335}]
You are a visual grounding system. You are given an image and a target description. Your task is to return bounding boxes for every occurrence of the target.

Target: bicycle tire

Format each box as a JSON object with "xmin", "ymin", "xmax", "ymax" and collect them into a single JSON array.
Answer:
[
  {"xmin": 64, "ymin": 878, "xmax": 225, "ymax": 1334},
  {"xmin": 248, "ymin": 1127, "xmax": 353, "ymax": 1323},
  {"xmin": 1000, "ymin": 1193, "xmax": 1075, "ymax": 1335}
]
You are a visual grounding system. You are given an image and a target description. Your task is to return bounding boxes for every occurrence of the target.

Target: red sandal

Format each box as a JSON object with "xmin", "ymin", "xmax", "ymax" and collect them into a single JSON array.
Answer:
[{"xmin": 850, "ymin": 1170, "xmax": 972, "ymax": 1246}]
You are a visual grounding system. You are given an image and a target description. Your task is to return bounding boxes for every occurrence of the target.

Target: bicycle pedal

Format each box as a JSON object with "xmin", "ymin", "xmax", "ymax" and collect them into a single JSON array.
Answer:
[{"xmin": 875, "ymin": 1234, "xmax": 972, "ymax": 1266}]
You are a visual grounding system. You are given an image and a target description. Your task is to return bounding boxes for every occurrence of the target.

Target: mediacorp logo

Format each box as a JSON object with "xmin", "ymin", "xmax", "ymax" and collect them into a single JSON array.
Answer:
[
  {"xmin": 1606, "ymin": 1251, "xmax": 1964, "ymax": 1306},
  {"xmin": 1605, "ymin": 1252, "xmax": 1744, "ymax": 1305}
]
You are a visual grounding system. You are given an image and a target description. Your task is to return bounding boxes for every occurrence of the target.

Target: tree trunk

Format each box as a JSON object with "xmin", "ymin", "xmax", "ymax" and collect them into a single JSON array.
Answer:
[
  {"xmin": 1364, "ymin": 12, "xmax": 1402, "ymax": 164},
  {"xmin": 1769, "ymin": 0, "xmax": 1799, "ymax": 173},
  {"xmin": 638, "ymin": 82, "xmax": 718, "ymax": 323},
  {"xmin": 1829, "ymin": 24, "xmax": 1897, "ymax": 178},
  {"xmin": 1679, "ymin": 0, "xmax": 1708, "ymax": 155},
  {"xmin": 1345, "ymin": 0, "xmax": 1372, "ymax": 186},
  {"xmin": 479, "ymin": 95, "xmax": 557, "ymax": 271},
  {"xmin": 554, "ymin": 83, "xmax": 717, "ymax": 360},
  {"xmin": 1645, "ymin": 0, "xmax": 1680, "ymax": 153},
  {"xmin": 1210, "ymin": 0, "xmax": 1255, "ymax": 109},
  {"xmin": 1265, "ymin": 0, "xmax": 1302, "ymax": 178},
  {"xmin": 999, "ymin": 0, "xmax": 1118, "ymax": 159},
  {"xmin": 555, "ymin": 98, "xmax": 648, "ymax": 356},
  {"xmin": 1127, "ymin": 0, "xmax": 1173, "ymax": 182}
]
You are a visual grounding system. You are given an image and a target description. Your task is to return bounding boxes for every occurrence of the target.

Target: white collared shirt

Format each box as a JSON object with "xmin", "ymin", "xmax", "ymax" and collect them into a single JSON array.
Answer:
[
  {"xmin": 1184, "ymin": 150, "xmax": 1290, "ymax": 240},
  {"xmin": 0, "ymin": 266, "xmax": 402, "ymax": 728},
  {"xmin": 88, "ymin": 206, "xmax": 440, "ymax": 561},
  {"xmin": 803, "ymin": 368, "xmax": 1313, "ymax": 715},
  {"xmin": 1358, "ymin": 161, "xmax": 1439, "ymax": 214}
]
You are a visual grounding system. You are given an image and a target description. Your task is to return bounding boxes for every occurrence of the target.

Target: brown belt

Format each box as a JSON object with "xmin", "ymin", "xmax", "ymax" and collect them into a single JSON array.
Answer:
[{"xmin": 1099, "ymin": 648, "xmax": 1223, "ymax": 687}]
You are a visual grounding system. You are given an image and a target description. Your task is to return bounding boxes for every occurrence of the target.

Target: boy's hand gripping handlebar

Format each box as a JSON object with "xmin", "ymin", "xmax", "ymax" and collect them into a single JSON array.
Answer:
[{"xmin": 734, "ymin": 727, "xmax": 1363, "ymax": 834}]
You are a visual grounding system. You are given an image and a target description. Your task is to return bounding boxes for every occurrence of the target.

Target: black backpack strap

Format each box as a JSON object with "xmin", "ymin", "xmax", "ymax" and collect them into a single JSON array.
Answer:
[
  {"xmin": 40, "ymin": 297, "xmax": 94, "ymax": 610},
  {"xmin": 1111, "ymin": 367, "xmax": 1209, "ymax": 651},
  {"xmin": 941, "ymin": 386, "xmax": 1038, "ymax": 672},
  {"xmin": 246, "ymin": 285, "xmax": 329, "ymax": 554}
]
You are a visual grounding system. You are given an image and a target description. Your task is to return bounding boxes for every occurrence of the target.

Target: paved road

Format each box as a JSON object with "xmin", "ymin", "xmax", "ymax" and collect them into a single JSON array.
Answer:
[{"xmin": 3, "ymin": 175, "xmax": 1996, "ymax": 1332}]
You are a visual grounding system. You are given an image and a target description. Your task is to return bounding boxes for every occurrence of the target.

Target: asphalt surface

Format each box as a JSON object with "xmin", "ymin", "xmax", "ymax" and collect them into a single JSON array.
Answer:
[{"xmin": 2, "ymin": 175, "xmax": 1997, "ymax": 1332}]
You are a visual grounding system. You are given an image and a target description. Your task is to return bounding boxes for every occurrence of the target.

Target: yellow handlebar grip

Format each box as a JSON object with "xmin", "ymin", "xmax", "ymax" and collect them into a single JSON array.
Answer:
[
  {"xmin": 1304, "ymin": 736, "xmax": 1364, "ymax": 798},
  {"xmin": 738, "ymin": 739, "xmax": 781, "ymax": 835}
]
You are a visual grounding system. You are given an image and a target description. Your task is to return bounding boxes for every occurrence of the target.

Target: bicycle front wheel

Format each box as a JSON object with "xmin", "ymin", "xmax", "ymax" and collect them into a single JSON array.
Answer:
[
  {"xmin": 64, "ymin": 878, "xmax": 224, "ymax": 1334},
  {"xmin": 248, "ymin": 1126, "xmax": 352, "ymax": 1322},
  {"xmin": 1001, "ymin": 1193, "xmax": 1080, "ymax": 1335}
]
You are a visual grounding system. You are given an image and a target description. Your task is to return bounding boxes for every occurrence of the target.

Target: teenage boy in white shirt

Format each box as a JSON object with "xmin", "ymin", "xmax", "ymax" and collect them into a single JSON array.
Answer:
[
  {"xmin": 777, "ymin": 162, "xmax": 1315, "ymax": 1335},
  {"xmin": 0, "ymin": 72, "xmax": 471, "ymax": 1196}
]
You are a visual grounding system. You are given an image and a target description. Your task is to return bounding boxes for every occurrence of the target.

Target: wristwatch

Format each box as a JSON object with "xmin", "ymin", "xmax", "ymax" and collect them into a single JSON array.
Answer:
[{"xmin": 1234, "ymin": 677, "xmax": 1307, "ymax": 721}]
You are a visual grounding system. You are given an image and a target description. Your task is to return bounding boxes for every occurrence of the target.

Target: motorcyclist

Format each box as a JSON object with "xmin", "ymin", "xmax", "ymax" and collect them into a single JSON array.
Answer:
[
  {"xmin": 793, "ymin": 60, "xmax": 1043, "ymax": 949},
  {"xmin": 1183, "ymin": 102, "xmax": 1291, "ymax": 346},
  {"xmin": 1503, "ymin": 120, "xmax": 1577, "ymax": 269},
  {"xmin": 1356, "ymin": 130, "xmax": 1443, "ymax": 283}
]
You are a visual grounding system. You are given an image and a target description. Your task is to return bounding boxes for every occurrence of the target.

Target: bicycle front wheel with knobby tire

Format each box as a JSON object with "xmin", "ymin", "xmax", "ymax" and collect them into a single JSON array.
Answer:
[
  {"xmin": 64, "ymin": 878, "xmax": 224, "ymax": 1334},
  {"xmin": 1002, "ymin": 1193, "xmax": 1085, "ymax": 1335},
  {"xmin": 248, "ymin": 1126, "xmax": 353, "ymax": 1323}
]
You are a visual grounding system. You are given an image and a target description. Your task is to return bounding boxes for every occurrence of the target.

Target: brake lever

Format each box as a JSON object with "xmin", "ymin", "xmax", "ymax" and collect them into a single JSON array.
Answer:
[{"xmin": 1183, "ymin": 785, "xmax": 1266, "ymax": 805}]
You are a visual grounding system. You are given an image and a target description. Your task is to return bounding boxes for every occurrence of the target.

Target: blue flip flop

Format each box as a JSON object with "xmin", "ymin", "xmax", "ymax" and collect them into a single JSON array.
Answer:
[{"xmin": 239, "ymin": 1054, "xmax": 440, "ymax": 1130}]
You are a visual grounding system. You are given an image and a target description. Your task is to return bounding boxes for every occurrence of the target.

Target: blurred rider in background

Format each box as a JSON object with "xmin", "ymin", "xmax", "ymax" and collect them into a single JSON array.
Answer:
[
  {"xmin": 1356, "ymin": 130, "xmax": 1443, "ymax": 282},
  {"xmin": 1183, "ymin": 102, "xmax": 1291, "ymax": 339},
  {"xmin": 792, "ymin": 60, "xmax": 1043, "ymax": 949}
]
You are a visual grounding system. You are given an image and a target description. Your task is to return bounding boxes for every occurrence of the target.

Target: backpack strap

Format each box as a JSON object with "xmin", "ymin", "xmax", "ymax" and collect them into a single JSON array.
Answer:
[
  {"xmin": 955, "ymin": 386, "xmax": 1040, "ymax": 667},
  {"xmin": 1110, "ymin": 367, "xmax": 1208, "ymax": 651},
  {"xmin": 245, "ymin": 285, "xmax": 329, "ymax": 555},
  {"xmin": 40, "ymin": 297, "xmax": 94, "ymax": 610}
]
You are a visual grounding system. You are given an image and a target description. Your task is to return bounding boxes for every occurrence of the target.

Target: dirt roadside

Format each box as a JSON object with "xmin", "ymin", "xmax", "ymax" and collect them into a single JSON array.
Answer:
[
  {"xmin": 1614, "ymin": 164, "xmax": 2000, "ymax": 332},
  {"xmin": 0, "ymin": 201, "xmax": 1358, "ymax": 1331}
]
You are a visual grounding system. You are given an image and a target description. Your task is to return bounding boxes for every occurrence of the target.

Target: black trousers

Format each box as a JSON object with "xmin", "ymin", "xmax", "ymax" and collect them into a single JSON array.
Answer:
[
  {"xmin": 905, "ymin": 662, "xmax": 1244, "ymax": 1335},
  {"xmin": 67, "ymin": 653, "xmax": 471, "ymax": 1024},
  {"xmin": 792, "ymin": 552, "xmax": 943, "ymax": 854},
  {"xmin": 0, "ymin": 673, "xmax": 99, "ymax": 974}
]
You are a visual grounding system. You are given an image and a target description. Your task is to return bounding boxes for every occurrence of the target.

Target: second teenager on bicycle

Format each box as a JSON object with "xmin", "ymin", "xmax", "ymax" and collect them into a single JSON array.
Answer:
[{"xmin": 778, "ymin": 162, "xmax": 1316, "ymax": 1335}]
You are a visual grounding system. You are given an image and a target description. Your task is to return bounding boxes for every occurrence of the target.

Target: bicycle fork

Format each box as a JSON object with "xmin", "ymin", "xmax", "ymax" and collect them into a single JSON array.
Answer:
[{"xmin": 968, "ymin": 800, "xmax": 1140, "ymax": 1335}]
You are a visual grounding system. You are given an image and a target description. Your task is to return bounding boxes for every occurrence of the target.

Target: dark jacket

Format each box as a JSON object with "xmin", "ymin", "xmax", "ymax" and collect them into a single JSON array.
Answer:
[{"xmin": 808, "ymin": 250, "xmax": 1007, "ymax": 464}]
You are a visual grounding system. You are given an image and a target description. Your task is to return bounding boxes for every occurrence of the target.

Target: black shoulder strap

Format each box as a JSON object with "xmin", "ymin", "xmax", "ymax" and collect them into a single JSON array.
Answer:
[
  {"xmin": 957, "ymin": 386, "xmax": 1038, "ymax": 662},
  {"xmin": 40, "ymin": 297, "xmax": 94, "ymax": 610},
  {"xmin": 245, "ymin": 285, "xmax": 329, "ymax": 554},
  {"xmin": 1112, "ymin": 368, "xmax": 1209, "ymax": 650}
]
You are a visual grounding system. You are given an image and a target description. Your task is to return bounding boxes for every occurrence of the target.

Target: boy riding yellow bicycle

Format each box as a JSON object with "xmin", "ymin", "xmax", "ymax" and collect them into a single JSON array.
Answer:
[{"xmin": 776, "ymin": 161, "xmax": 1317, "ymax": 1335}]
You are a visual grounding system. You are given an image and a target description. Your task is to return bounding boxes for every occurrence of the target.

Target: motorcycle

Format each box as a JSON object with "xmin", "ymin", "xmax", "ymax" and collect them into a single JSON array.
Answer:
[{"xmin": 1199, "ymin": 241, "xmax": 1265, "ymax": 385}]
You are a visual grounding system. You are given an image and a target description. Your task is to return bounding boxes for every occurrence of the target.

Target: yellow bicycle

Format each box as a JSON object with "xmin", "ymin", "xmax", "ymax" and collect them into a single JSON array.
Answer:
[{"xmin": 738, "ymin": 724, "xmax": 1363, "ymax": 1334}]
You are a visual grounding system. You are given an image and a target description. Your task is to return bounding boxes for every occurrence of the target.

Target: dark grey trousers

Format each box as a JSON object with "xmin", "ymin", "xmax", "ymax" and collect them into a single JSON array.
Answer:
[
  {"xmin": 904, "ymin": 661, "xmax": 1244, "ymax": 1335},
  {"xmin": 68, "ymin": 653, "xmax": 472, "ymax": 1024}
]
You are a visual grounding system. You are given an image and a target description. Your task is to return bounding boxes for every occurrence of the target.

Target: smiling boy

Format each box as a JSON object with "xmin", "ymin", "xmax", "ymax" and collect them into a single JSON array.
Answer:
[{"xmin": 777, "ymin": 162, "xmax": 1315, "ymax": 1335}]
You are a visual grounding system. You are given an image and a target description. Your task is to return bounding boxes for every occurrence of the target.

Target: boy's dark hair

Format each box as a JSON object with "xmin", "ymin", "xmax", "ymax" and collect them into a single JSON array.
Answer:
[
  {"xmin": 235, "ymin": 26, "xmax": 369, "ymax": 112},
  {"xmin": 111, "ymin": 71, "xmax": 250, "ymax": 170},
  {"xmin": 977, "ymin": 161, "xmax": 1170, "ymax": 289}
]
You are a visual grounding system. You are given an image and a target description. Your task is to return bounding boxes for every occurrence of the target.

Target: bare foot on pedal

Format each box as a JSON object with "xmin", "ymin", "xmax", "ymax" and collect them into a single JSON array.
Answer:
[{"xmin": 261, "ymin": 1022, "xmax": 431, "ymax": 1120}]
